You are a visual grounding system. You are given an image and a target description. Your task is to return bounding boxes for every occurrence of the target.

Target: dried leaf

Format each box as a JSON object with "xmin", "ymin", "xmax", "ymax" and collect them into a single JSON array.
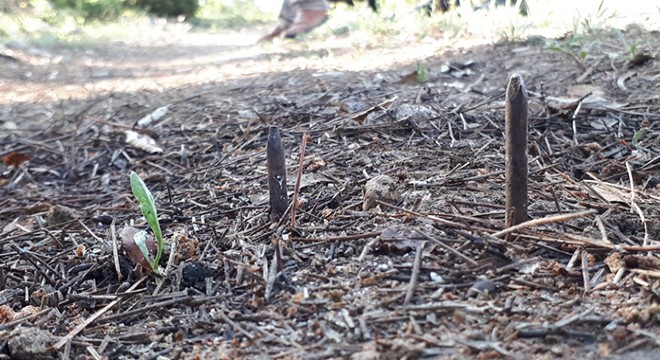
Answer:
[
  {"xmin": 125, "ymin": 130, "xmax": 163, "ymax": 154},
  {"xmin": 604, "ymin": 252, "xmax": 625, "ymax": 273},
  {"xmin": 628, "ymin": 52, "xmax": 653, "ymax": 67},
  {"xmin": 351, "ymin": 96, "xmax": 397, "ymax": 124},
  {"xmin": 119, "ymin": 226, "xmax": 157, "ymax": 271},
  {"xmin": 1, "ymin": 152, "xmax": 30, "ymax": 167},
  {"xmin": 137, "ymin": 105, "xmax": 169, "ymax": 127},
  {"xmin": 583, "ymin": 181, "xmax": 629, "ymax": 203},
  {"xmin": 379, "ymin": 226, "xmax": 424, "ymax": 251}
]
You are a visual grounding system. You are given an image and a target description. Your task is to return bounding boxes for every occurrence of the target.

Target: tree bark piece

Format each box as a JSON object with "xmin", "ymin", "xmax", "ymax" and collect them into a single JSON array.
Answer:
[
  {"xmin": 267, "ymin": 126, "xmax": 288, "ymax": 221},
  {"xmin": 505, "ymin": 74, "xmax": 529, "ymax": 226}
]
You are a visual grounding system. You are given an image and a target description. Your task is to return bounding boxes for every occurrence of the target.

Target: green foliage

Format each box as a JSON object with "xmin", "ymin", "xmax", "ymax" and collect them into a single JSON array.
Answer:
[
  {"xmin": 416, "ymin": 62, "xmax": 426, "ymax": 83},
  {"xmin": 548, "ymin": 43, "xmax": 588, "ymax": 70},
  {"xmin": 50, "ymin": 0, "xmax": 125, "ymax": 21},
  {"xmin": 131, "ymin": 0, "xmax": 199, "ymax": 18},
  {"xmin": 130, "ymin": 171, "xmax": 164, "ymax": 273},
  {"xmin": 193, "ymin": 0, "xmax": 272, "ymax": 29},
  {"xmin": 573, "ymin": 0, "xmax": 615, "ymax": 35},
  {"xmin": 48, "ymin": 0, "xmax": 199, "ymax": 21},
  {"xmin": 631, "ymin": 128, "xmax": 647, "ymax": 149}
]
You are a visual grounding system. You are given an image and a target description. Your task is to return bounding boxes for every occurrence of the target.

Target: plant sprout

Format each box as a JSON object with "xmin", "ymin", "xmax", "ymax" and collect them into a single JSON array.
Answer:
[
  {"xmin": 129, "ymin": 171, "xmax": 164, "ymax": 272},
  {"xmin": 416, "ymin": 62, "xmax": 427, "ymax": 83}
]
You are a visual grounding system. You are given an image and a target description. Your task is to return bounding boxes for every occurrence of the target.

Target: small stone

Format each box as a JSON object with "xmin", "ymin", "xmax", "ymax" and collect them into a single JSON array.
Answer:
[
  {"xmin": 182, "ymin": 261, "xmax": 214, "ymax": 291},
  {"xmin": 363, "ymin": 175, "xmax": 400, "ymax": 211},
  {"xmin": 467, "ymin": 279, "xmax": 497, "ymax": 298},
  {"xmin": 7, "ymin": 326, "xmax": 56, "ymax": 360},
  {"xmin": 46, "ymin": 204, "xmax": 78, "ymax": 226}
]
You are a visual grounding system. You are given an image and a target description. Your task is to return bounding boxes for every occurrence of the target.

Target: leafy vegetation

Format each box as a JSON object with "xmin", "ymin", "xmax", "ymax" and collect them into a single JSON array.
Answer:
[
  {"xmin": 129, "ymin": 171, "xmax": 164, "ymax": 273},
  {"xmin": 130, "ymin": 0, "xmax": 199, "ymax": 18},
  {"xmin": 51, "ymin": 0, "xmax": 125, "ymax": 20}
]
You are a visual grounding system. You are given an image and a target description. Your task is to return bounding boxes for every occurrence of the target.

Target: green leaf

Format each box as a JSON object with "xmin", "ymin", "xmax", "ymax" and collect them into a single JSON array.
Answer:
[
  {"xmin": 133, "ymin": 230, "xmax": 153, "ymax": 265},
  {"xmin": 129, "ymin": 171, "xmax": 164, "ymax": 272},
  {"xmin": 416, "ymin": 62, "xmax": 426, "ymax": 83},
  {"xmin": 548, "ymin": 45, "xmax": 564, "ymax": 53},
  {"xmin": 629, "ymin": 43, "xmax": 638, "ymax": 58},
  {"xmin": 632, "ymin": 128, "xmax": 647, "ymax": 148}
]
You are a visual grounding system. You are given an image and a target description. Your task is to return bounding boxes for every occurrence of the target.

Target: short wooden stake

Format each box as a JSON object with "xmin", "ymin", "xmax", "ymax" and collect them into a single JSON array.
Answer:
[{"xmin": 505, "ymin": 74, "xmax": 529, "ymax": 226}]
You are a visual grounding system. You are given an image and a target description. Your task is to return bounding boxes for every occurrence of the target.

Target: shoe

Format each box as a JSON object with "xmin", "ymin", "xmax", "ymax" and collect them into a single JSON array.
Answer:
[{"xmin": 284, "ymin": 10, "xmax": 329, "ymax": 38}]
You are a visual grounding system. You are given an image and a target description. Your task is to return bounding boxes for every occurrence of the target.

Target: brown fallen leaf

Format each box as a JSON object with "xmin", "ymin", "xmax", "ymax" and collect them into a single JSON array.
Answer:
[
  {"xmin": 119, "ymin": 225, "xmax": 157, "ymax": 272},
  {"xmin": 351, "ymin": 96, "xmax": 397, "ymax": 124},
  {"xmin": 1, "ymin": 151, "xmax": 30, "ymax": 167}
]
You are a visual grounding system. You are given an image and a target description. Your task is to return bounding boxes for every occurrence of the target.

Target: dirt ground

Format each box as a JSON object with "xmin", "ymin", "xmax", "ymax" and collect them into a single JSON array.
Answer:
[{"xmin": 0, "ymin": 18, "xmax": 659, "ymax": 360}]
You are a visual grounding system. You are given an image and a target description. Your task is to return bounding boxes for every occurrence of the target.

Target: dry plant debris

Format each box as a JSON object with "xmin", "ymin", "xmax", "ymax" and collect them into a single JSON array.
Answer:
[{"xmin": 0, "ymin": 28, "xmax": 658, "ymax": 359}]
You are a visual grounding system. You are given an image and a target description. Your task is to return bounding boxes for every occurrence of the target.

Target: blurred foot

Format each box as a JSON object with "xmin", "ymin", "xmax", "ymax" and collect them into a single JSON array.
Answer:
[
  {"xmin": 258, "ymin": 26, "xmax": 285, "ymax": 43},
  {"xmin": 284, "ymin": 10, "xmax": 328, "ymax": 38}
]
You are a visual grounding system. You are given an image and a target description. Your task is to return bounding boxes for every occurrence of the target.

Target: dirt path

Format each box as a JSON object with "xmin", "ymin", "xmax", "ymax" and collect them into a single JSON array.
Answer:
[
  {"xmin": 0, "ymin": 25, "xmax": 453, "ymax": 105},
  {"xmin": 0, "ymin": 21, "xmax": 659, "ymax": 359}
]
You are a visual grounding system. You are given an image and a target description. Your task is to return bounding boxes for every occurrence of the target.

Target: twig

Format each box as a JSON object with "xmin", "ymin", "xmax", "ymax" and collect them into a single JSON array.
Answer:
[
  {"xmin": 62, "ymin": 338, "xmax": 71, "ymax": 360},
  {"xmin": 267, "ymin": 126, "xmax": 288, "ymax": 221},
  {"xmin": 78, "ymin": 219, "xmax": 103, "ymax": 242},
  {"xmin": 97, "ymin": 294, "xmax": 206, "ymax": 324},
  {"xmin": 581, "ymin": 251, "xmax": 590, "ymax": 294},
  {"xmin": 358, "ymin": 238, "xmax": 379, "ymax": 261},
  {"xmin": 216, "ymin": 310, "xmax": 255, "ymax": 341},
  {"xmin": 86, "ymin": 346, "xmax": 102, "ymax": 360},
  {"xmin": 375, "ymin": 199, "xmax": 472, "ymax": 230},
  {"xmin": 264, "ymin": 244, "xmax": 280, "ymax": 302},
  {"xmin": 565, "ymin": 249, "xmax": 580, "ymax": 272},
  {"xmin": 404, "ymin": 242, "xmax": 425, "ymax": 306},
  {"xmin": 415, "ymin": 229, "xmax": 479, "ymax": 267},
  {"xmin": 403, "ymin": 301, "xmax": 494, "ymax": 313},
  {"xmin": 54, "ymin": 277, "xmax": 146, "ymax": 349},
  {"xmin": 290, "ymin": 230, "xmax": 382, "ymax": 242},
  {"xmin": 10, "ymin": 243, "xmax": 64, "ymax": 284},
  {"xmin": 291, "ymin": 133, "xmax": 309, "ymax": 228},
  {"xmin": 594, "ymin": 216, "xmax": 609, "ymax": 244},
  {"xmin": 630, "ymin": 328, "xmax": 660, "ymax": 347},
  {"xmin": 626, "ymin": 162, "xmax": 650, "ymax": 247},
  {"xmin": 153, "ymin": 234, "xmax": 178, "ymax": 296},
  {"xmin": 491, "ymin": 209, "xmax": 597, "ymax": 238},
  {"xmin": 557, "ymin": 309, "xmax": 595, "ymax": 328},
  {"xmin": 504, "ymin": 74, "xmax": 529, "ymax": 226},
  {"xmin": 447, "ymin": 120, "xmax": 455, "ymax": 148},
  {"xmin": 110, "ymin": 219, "xmax": 123, "ymax": 282},
  {"xmin": 516, "ymin": 232, "xmax": 660, "ymax": 253}
]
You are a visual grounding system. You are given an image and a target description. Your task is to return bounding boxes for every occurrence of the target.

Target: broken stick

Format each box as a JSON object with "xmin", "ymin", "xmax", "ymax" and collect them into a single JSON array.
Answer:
[
  {"xmin": 505, "ymin": 74, "xmax": 529, "ymax": 226},
  {"xmin": 267, "ymin": 126, "xmax": 288, "ymax": 221}
]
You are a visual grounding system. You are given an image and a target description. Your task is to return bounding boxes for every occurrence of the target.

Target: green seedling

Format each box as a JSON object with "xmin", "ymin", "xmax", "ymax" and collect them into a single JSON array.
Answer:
[
  {"xmin": 613, "ymin": 29, "xmax": 643, "ymax": 61},
  {"xmin": 631, "ymin": 128, "xmax": 648, "ymax": 149},
  {"xmin": 129, "ymin": 171, "xmax": 164, "ymax": 272},
  {"xmin": 416, "ymin": 62, "xmax": 427, "ymax": 83},
  {"xmin": 548, "ymin": 44, "xmax": 588, "ymax": 71}
]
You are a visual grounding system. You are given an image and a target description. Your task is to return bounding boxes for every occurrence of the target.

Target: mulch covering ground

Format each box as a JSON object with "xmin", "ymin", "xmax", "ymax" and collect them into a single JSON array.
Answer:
[{"xmin": 0, "ymin": 28, "xmax": 659, "ymax": 359}]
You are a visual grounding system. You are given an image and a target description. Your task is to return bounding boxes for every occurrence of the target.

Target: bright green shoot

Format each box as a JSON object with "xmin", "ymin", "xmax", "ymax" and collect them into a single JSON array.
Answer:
[
  {"xmin": 631, "ymin": 128, "xmax": 647, "ymax": 149},
  {"xmin": 416, "ymin": 62, "xmax": 427, "ymax": 83},
  {"xmin": 129, "ymin": 171, "xmax": 164, "ymax": 272}
]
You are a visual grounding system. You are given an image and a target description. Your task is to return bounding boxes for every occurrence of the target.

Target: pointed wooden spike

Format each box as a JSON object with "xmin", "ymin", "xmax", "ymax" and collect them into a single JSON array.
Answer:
[
  {"xmin": 505, "ymin": 74, "xmax": 529, "ymax": 227},
  {"xmin": 267, "ymin": 126, "xmax": 288, "ymax": 221}
]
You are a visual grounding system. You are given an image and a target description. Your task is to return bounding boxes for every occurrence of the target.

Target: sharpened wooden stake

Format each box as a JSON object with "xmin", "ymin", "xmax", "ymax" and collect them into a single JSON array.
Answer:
[
  {"xmin": 505, "ymin": 74, "xmax": 529, "ymax": 226},
  {"xmin": 267, "ymin": 126, "xmax": 288, "ymax": 221}
]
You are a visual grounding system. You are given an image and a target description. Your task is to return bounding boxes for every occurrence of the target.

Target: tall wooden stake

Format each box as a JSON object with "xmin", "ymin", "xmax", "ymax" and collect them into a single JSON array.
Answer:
[
  {"xmin": 267, "ymin": 126, "xmax": 288, "ymax": 221},
  {"xmin": 505, "ymin": 74, "xmax": 529, "ymax": 226}
]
